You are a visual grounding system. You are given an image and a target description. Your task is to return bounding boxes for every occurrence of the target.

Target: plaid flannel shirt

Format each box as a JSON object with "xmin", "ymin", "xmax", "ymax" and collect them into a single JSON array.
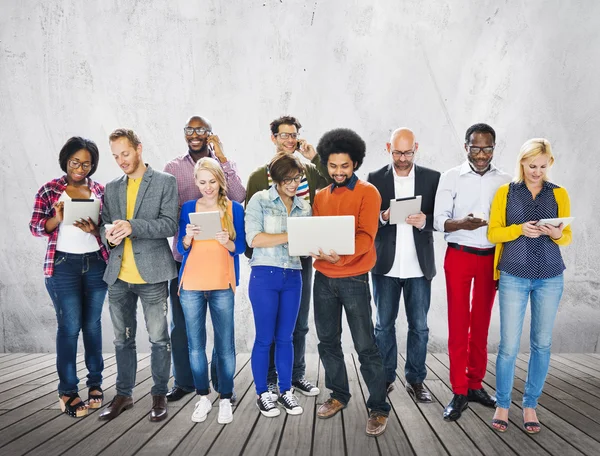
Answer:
[{"xmin": 29, "ymin": 176, "xmax": 110, "ymax": 277}]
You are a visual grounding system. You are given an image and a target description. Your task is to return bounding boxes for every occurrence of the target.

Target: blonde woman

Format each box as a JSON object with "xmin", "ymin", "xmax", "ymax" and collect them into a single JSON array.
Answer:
[
  {"xmin": 488, "ymin": 139, "xmax": 572, "ymax": 433},
  {"xmin": 177, "ymin": 157, "xmax": 245, "ymax": 425}
]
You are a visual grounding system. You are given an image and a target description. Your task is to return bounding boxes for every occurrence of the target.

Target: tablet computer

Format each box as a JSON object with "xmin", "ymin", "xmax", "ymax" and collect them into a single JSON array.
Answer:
[
  {"xmin": 63, "ymin": 199, "xmax": 101, "ymax": 225},
  {"xmin": 389, "ymin": 195, "xmax": 422, "ymax": 225},
  {"xmin": 535, "ymin": 217, "xmax": 574, "ymax": 228},
  {"xmin": 188, "ymin": 211, "xmax": 222, "ymax": 241},
  {"xmin": 287, "ymin": 216, "xmax": 355, "ymax": 256}
]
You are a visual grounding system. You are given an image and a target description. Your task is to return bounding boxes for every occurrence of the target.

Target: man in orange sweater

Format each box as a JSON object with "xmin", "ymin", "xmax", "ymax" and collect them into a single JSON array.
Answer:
[{"xmin": 311, "ymin": 128, "xmax": 390, "ymax": 437}]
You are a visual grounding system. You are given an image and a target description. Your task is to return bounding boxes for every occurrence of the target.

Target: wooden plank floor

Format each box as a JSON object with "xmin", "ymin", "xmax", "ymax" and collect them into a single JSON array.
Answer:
[{"xmin": 0, "ymin": 353, "xmax": 599, "ymax": 456}]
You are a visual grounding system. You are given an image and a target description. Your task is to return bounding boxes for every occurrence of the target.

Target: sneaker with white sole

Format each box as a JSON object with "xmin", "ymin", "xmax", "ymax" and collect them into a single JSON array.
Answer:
[
  {"xmin": 218, "ymin": 398, "xmax": 233, "ymax": 424},
  {"xmin": 191, "ymin": 396, "xmax": 212, "ymax": 422},
  {"xmin": 277, "ymin": 389, "xmax": 303, "ymax": 415},
  {"xmin": 267, "ymin": 382, "xmax": 279, "ymax": 402},
  {"xmin": 257, "ymin": 391, "xmax": 280, "ymax": 417},
  {"xmin": 292, "ymin": 378, "xmax": 320, "ymax": 396}
]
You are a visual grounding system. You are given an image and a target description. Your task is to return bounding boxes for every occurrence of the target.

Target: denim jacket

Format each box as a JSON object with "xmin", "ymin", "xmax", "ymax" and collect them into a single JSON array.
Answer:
[{"xmin": 245, "ymin": 185, "xmax": 312, "ymax": 269}]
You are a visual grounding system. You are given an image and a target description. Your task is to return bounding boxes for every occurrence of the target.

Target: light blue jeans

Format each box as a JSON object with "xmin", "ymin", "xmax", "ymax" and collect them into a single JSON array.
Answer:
[{"xmin": 495, "ymin": 271, "xmax": 564, "ymax": 409}]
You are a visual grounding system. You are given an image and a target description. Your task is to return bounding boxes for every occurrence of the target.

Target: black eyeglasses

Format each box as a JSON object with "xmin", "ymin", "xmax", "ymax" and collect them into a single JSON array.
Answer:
[
  {"xmin": 274, "ymin": 133, "xmax": 298, "ymax": 140},
  {"xmin": 391, "ymin": 149, "xmax": 415, "ymax": 158},
  {"xmin": 184, "ymin": 127, "xmax": 211, "ymax": 136},
  {"xmin": 68, "ymin": 160, "xmax": 92, "ymax": 171},
  {"xmin": 467, "ymin": 146, "xmax": 494, "ymax": 155},
  {"xmin": 281, "ymin": 174, "xmax": 304, "ymax": 185}
]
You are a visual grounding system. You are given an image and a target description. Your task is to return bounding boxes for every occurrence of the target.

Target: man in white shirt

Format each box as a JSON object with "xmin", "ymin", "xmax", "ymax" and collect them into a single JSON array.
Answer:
[
  {"xmin": 433, "ymin": 123, "xmax": 511, "ymax": 421},
  {"xmin": 367, "ymin": 128, "xmax": 440, "ymax": 404}
]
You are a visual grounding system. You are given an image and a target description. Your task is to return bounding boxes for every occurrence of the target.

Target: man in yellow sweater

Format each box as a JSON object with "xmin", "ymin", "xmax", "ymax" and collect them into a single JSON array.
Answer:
[
  {"xmin": 311, "ymin": 128, "xmax": 390, "ymax": 437},
  {"xmin": 99, "ymin": 129, "xmax": 179, "ymax": 423}
]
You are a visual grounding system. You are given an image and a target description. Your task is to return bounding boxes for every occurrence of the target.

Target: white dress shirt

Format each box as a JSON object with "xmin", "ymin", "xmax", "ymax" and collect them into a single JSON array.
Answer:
[
  {"xmin": 433, "ymin": 161, "xmax": 511, "ymax": 248},
  {"xmin": 380, "ymin": 166, "xmax": 424, "ymax": 279}
]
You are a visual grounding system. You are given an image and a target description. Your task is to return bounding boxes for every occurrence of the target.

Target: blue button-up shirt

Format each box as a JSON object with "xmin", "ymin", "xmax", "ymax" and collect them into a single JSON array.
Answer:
[{"xmin": 245, "ymin": 185, "xmax": 312, "ymax": 269}]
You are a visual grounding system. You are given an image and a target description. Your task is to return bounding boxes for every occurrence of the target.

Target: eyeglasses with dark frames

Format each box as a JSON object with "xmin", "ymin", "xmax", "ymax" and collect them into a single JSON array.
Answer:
[
  {"xmin": 184, "ymin": 127, "xmax": 212, "ymax": 136},
  {"xmin": 68, "ymin": 160, "xmax": 92, "ymax": 171},
  {"xmin": 467, "ymin": 146, "xmax": 494, "ymax": 155},
  {"xmin": 391, "ymin": 149, "xmax": 415, "ymax": 158},
  {"xmin": 281, "ymin": 174, "xmax": 304, "ymax": 185},
  {"xmin": 274, "ymin": 133, "xmax": 299, "ymax": 140}
]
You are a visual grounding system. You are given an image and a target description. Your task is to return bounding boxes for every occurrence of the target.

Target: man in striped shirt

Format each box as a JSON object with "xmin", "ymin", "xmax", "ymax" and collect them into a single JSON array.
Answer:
[
  {"xmin": 245, "ymin": 115, "xmax": 330, "ymax": 399},
  {"xmin": 163, "ymin": 116, "xmax": 246, "ymax": 402}
]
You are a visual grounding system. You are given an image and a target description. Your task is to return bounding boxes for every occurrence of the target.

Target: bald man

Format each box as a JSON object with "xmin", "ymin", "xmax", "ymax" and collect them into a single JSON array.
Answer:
[
  {"xmin": 367, "ymin": 128, "xmax": 440, "ymax": 403},
  {"xmin": 163, "ymin": 116, "xmax": 246, "ymax": 401}
]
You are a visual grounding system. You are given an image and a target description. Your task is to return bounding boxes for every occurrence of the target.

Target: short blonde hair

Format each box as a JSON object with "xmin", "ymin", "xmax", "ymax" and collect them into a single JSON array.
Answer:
[
  {"xmin": 109, "ymin": 128, "xmax": 142, "ymax": 149},
  {"xmin": 514, "ymin": 138, "xmax": 555, "ymax": 183}
]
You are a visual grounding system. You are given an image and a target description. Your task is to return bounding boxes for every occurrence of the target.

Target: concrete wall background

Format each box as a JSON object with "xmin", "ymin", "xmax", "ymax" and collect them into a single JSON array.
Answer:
[{"xmin": 1, "ymin": 0, "xmax": 599, "ymax": 355}]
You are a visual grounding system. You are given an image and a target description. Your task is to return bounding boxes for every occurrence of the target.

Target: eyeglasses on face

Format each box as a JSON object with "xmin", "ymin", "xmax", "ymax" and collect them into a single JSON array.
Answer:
[
  {"xmin": 275, "ymin": 133, "xmax": 298, "ymax": 140},
  {"xmin": 467, "ymin": 146, "xmax": 494, "ymax": 155},
  {"xmin": 184, "ymin": 127, "xmax": 211, "ymax": 136},
  {"xmin": 391, "ymin": 149, "xmax": 415, "ymax": 158},
  {"xmin": 68, "ymin": 160, "xmax": 92, "ymax": 171},
  {"xmin": 281, "ymin": 174, "xmax": 304, "ymax": 185}
]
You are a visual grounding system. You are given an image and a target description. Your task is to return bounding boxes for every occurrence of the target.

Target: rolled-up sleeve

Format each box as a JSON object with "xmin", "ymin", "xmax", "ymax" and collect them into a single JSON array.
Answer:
[
  {"xmin": 245, "ymin": 193, "xmax": 264, "ymax": 247},
  {"xmin": 433, "ymin": 171, "xmax": 454, "ymax": 232}
]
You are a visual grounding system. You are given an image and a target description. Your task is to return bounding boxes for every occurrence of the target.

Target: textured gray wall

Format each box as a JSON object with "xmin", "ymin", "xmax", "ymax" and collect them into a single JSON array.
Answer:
[{"xmin": 1, "ymin": 0, "xmax": 598, "ymax": 355}]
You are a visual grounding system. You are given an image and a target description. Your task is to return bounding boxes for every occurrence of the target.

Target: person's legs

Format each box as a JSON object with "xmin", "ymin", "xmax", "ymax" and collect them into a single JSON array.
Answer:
[
  {"xmin": 340, "ymin": 274, "xmax": 390, "ymax": 415},
  {"xmin": 137, "ymin": 282, "xmax": 171, "ymax": 396},
  {"xmin": 291, "ymin": 256, "xmax": 313, "ymax": 383},
  {"xmin": 523, "ymin": 274, "xmax": 563, "ymax": 409},
  {"xmin": 80, "ymin": 252, "xmax": 108, "ymax": 390},
  {"xmin": 45, "ymin": 253, "xmax": 84, "ymax": 396},
  {"xmin": 208, "ymin": 288, "xmax": 236, "ymax": 399},
  {"xmin": 249, "ymin": 267, "xmax": 281, "ymax": 395},
  {"xmin": 313, "ymin": 272, "xmax": 348, "ymax": 405},
  {"xmin": 372, "ymin": 273, "xmax": 402, "ymax": 385},
  {"xmin": 495, "ymin": 272, "xmax": 530, "ymax": 409},
  {"xmin": 403, "ymin": 276, "xmax": 431, "ymax": 385},
  {"xmin": 444, "ymin": 247, "xmax": 476, "ymax": 395},
  {"xmin": 108, "ymin": 279, "xmax": 139, "ymax": 397},
  {"xmin": 168, "ymin": 262, "xmax": 195, "ymax": 393},
  {"xmin": 179, "ymin": 289, "xmax": 210, "ymax": 395},
  {"xmin": 466, "ymin": 254, "xmax": 497, "ymax": 390},
  {"xmin": 274, "ymin": 270, "xmax": 302, "ymax": 393}
]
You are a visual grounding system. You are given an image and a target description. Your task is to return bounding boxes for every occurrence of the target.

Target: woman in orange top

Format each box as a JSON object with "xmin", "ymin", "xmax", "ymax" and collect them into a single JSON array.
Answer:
[{"xmin": 177, "ymin": 157, "xmax": 245, "ymax": 425}]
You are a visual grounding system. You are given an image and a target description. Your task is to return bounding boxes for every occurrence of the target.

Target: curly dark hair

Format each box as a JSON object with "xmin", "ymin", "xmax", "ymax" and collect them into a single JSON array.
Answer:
[
  {"xmin": 58, "ymin": 136, "xmax": 100, "ymax": 177},
  {"xmin": 465, "ymin": 123, "xmax": 496, "ymax": 144},
  {"xmin": 316, "ymin": 128, "xmax": 366, "ymax": 170},
  {"xmin": 270, "ymin": 116, "xmax": 302, "ymax": 135}
]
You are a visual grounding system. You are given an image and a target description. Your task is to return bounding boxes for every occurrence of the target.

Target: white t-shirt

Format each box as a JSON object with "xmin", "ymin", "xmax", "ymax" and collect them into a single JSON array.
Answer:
[{"xmin": 55, "ymin": 192, "xmax": 101, "ymax": 254}]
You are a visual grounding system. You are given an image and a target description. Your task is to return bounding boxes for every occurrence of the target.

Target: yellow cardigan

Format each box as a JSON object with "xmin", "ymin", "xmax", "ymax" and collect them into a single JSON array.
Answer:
[{"xmin": 487, "ymin": 183, "xmax": 572, "ymax": 280}]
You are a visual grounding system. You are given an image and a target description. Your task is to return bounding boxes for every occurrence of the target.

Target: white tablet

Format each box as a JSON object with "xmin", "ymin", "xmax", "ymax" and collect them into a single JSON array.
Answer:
[
  {"xmin": 535, "ymin": 217, "xmax": 574, "ymax": 228},
  {"xmin": 287, "ymin": 216, "xmax": 355, "ymax": 257},
  {"xmin": 389, "ymin": 195, "xmax": 422, "ymax": 225},
  {"xmin": 189, "ymin": 211, "xmax": 222, "ymax": 241},
  {"xmin": 63, "ymin": 199, "xmax": 101, "ymax": 225}
]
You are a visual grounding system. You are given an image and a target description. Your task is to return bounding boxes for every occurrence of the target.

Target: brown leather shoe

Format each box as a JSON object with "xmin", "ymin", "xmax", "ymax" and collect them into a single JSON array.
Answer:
[
  {"xmin": 406, "ymin": 382, "xmax": 433, "ymax": 403},
  {"xmin": 317, "ymin": 398, "xmax": 346, "ymax": 419},
  {"xmin": 366, "ymin": 411, "xmax": 388, "ymax": 436},
  {"xmin": 98, "ymin": 395, "xmax": 134, "ymax": 421},
  {"xmin": 150, "ymin": 394, "xmax": 168, "ymax": 422}
]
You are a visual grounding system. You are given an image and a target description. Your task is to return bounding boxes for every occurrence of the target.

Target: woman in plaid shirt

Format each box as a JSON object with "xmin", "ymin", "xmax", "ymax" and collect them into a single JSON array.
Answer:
[{"xmin": 29, "ymin": 137, "xmax": 109, "ymax": 418}]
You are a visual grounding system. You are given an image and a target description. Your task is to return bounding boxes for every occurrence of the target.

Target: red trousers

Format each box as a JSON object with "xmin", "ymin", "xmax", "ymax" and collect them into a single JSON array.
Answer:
[{"xmin": 444, "ymin": 246, "xmax": 497, "ymax": 395}]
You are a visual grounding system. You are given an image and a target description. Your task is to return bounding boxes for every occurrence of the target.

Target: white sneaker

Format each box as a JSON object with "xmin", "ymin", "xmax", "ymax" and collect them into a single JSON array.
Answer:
[
  {"xmin": 257, "ymin": 391, "xmax": 281, "ymax": 417},
  {"xmin": 191, "ymin": 396, "xmax": 212, "ymax": 422},
  {"xmin": 218, "ymin": 398, "xmax": 233, "ymax": 424},
  {"xmin": 267, "ymin": 382, "xmax": 279, "ymax": 402}
]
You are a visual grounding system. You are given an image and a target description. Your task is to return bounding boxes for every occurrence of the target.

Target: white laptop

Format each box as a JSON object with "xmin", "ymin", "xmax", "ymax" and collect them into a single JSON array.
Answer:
[{"xmin": 287, "ymin": 216, "xmax": 355, "ymax": 256}]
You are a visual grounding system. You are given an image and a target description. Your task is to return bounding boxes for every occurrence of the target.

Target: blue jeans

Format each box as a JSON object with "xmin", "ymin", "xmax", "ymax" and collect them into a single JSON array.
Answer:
[
  {"xmin": 267, "ymin": 255, "xmax": 313, "ymax": 384},
  {"xmin": 314, "ymin": 272, "xmax": 390, "ymax": 415},
  {"xmin": 179, "ymin": 287, "xmax": 236, "ymax": 398},
  {"xmin": 372, "ymin": 274, "xmax": 431, "ymax": 384},
  {"xmin": 495, "ymin": 271, "xmax": 564, "ymax": 409},
  {"xmin": 168, "ymin": 261, "xmax": 195, "ymax": 392},
  {"xmin": 108, "ymin": 279, "xmax": 171, "ymax": 397},
  {"xmin": 45, "ymin": 251, "xmax": 107, "ymax": 396},
  {"xmin": 249, "ymin": 266, "xmax": 302, "ymax": 395}
]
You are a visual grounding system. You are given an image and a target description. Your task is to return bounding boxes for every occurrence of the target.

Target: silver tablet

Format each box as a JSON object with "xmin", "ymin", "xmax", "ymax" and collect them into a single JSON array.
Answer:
[
  {"xmin": 389, "ymin": 195, "xmax": 422, "ymax": 225},
  {"xmin": 535, "ymin": 217, "xmax": 574, "ymax": 228},
  {"xmin": 63, "ymin": 199, "xmax": 101, "ymax": 225},
  {"xmin": 188, "ymin": 211, "xmax": 222, "ymax": 241},
  {"xmin": 287, "ymin": 216, "xmax": 355, "ymax": 256}
]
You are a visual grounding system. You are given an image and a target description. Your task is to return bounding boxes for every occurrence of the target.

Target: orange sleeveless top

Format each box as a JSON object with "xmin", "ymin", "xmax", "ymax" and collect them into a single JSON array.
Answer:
[{"xmin": 180, "ymin": 200, "xmax": 236, "ymax": 292}]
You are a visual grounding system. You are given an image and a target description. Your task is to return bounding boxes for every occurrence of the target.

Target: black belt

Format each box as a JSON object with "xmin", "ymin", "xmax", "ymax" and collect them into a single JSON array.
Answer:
[{"xmin": 448, "ymin": 243, "xmax": 495, "ymax": 256}]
